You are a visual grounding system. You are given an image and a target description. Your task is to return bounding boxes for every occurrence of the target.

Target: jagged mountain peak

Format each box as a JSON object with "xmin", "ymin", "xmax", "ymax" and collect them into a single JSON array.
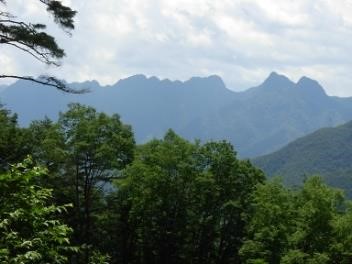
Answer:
[
  {"xmin": 296, "ymin": 76, "xmax": 326, "ymax": 96},
  {"xmin": 255, "ymin": 72, "xmax": 328, "ymax": 99},
  {"xmin": 261, "ymin": 72, "xmax": 295, "ymax": 88},
  {"xmin": 113, "ymin": 74, "xmax": 227, "ymax": 91},
  {"xmin": 186, "ymin": 75, "xmax": 226, "ymax": 90},
  {"xmin": 1, "ymin": 72, "xmax": 351, "ymax": 158},
  {"xmin": 69, "ymin": 80, "xmax": 101, "ymax": 91}
]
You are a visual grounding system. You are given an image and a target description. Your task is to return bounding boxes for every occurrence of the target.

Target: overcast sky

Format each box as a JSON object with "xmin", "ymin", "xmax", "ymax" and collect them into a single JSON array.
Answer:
[{"xmin": 1, "ymin": 0, "xmax": 352, "ymax": 96}]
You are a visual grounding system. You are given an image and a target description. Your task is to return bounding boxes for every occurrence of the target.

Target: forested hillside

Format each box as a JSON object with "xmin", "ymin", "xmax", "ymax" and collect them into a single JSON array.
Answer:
[
  {"xmin": 254, "ymin": 121, "xmax": 352, "ymax": 195},
  {"xmin": 2, "ymin": 72, "xmax": 352, "ymax": 157}
]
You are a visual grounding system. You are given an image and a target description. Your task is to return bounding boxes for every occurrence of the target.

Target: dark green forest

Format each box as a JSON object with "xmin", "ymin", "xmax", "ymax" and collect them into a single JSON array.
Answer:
[{"xmin": 2, "ymin": 103, "xmax": 352, "ymax": 264}]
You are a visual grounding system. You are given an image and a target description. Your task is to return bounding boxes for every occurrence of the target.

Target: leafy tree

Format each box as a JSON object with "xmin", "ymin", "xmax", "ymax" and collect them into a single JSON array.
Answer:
[
  {"xmin": 282, "ymin": 177, "xmax": 344, "ymax": 264},
  {"xmin": 0, "ymin": 104, "xmax": 30, "ymax": 171},
  {"xmin": 105, "ymin": 130, "xmax": 264, "ymax": 264},
  {"xmin": 58, "ymin": 103, "xmax": 134, "ymax": 259},
  {"xmin": 28, "ymin": 104, "xmax": 135, "ymax": 262},
  {"xmin": 330, "ymin": 202, "xmax": 352, "ymax": 263},
  {"xmin": 240, "ymin": 179, "xmax": 295, "ymax": 264},
  {"xmin": 0, "ymin": 0, "xmax": 83, "ymax": 93},
  {"xmin": 0, "ymin": 157, "xmax": 75, "ymax": 263},
  {"xmin": 241, "ymin": 177, "xmax": 348, "ymax": 264},
  {"xmin": 27, "ymin": 118, "xmax": 69, "ymax": 208}
]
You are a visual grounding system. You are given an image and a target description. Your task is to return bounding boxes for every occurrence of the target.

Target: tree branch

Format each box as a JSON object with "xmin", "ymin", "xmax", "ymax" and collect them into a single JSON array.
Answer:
[
  {"xmin": 0, "ymin": 75, "xmax": 89, "ymax": 94},
  {"xmin": 0, "ymin": 12, "xmax": 13, "ymax": 19},
  {"xmin": 0, "ymin": 22, "xmax": 65, "ymax": 64},
  {"xmin": 3, "ymin": 41, "xmax": 60, "ymax": 66},
  {"xmin": 0, "ymin": 1, "xmax": 79, "ymax": 93},
  {"xmin": 0, "ymin": 20, "xmax": 34, "ymax": 29}
]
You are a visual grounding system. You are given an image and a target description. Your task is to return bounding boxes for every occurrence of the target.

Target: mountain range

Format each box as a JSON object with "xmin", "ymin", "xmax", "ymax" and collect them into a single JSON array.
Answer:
[{"xmin": 1, "ymin": 72, "xmax": 352, "ymax": 157}]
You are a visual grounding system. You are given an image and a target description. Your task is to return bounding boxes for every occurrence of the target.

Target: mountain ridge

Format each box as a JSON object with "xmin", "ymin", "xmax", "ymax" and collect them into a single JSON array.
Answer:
[
  {"xmin": 1, "ymin": 72, "xmax": 352, "ymax": 157},
  {"xmin": 253, "ymin": 120, "xmax": 352, "ymax": 195}
]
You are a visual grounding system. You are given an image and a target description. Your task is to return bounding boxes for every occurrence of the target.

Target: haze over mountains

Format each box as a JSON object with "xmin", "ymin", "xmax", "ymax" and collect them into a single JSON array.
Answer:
[{"xmin": 1, "ymin": 72, "xmax": 352, "ymax": 157}]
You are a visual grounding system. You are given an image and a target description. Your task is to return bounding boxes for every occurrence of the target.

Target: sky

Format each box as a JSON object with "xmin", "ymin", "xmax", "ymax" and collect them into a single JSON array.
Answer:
[{"xmin": 1, "ymin": 0, "xmax": 352, "ymax": 96}]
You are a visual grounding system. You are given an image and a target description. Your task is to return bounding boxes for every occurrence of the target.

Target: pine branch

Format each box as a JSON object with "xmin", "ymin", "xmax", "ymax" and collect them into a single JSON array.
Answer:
[
  {"xmin": 0, "ymin": 21, "xmax": 65, "ymax": 64},
  {"xmin": 39, "ymin": 0, "xmax": 76, "ymax": 31},
  {"xmin": 0, "ymin": 1, "xmax": 79, "ymax": 93},
  {"xmin": 3, "ymin": 41, "xmax": 60, "ymax": 66},
  {"xmin": 0, "ymin": 75, "xmax": 89, "ymax": 94}
]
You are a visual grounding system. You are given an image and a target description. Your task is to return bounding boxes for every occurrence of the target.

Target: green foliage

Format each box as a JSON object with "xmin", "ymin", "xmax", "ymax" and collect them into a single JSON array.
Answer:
[
  {"xmin": 105, "ymin": 130, "xmax": 264, "ymax": 264},
  {"xmin": 3, "ymin": 104, "xmax": 352, "ymax": 263},
  {"xmin": 28, "ymin": 103, "xmax": 135, "ymax": 262},
  {"xmin": 330, "ymin": 202, "xmax": 352, "ymax": 263},
  {"xmin": 241, "ymin": 176, "xmax": 351, "ymax": 264},
  {"xmin": 0, "ymin": 104, "xmax": 31, "ymax": 171},
  {"xmin": 88, "ymin": 250, "xmax": 111, "ymax": 264},
  {"xmin": 281, "ymin": 250, "xmax": 329, "ymax": 264},
  {"xmin": 0, "ymin": 157, "xmax": 75, "ymax": 263},
  {"xmin": 291, "ymin": 177, "xmax": 343, "ymax": 254},
  {"xmin": 58, "ymin": 103, "xmax": 135, "ymax": 172},
  {"xmin": 240, "ymin": 179, "xmax": 294, "ymax": 263}
]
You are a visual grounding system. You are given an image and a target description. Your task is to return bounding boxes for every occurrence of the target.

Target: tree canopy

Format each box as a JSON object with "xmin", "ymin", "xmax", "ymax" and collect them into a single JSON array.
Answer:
[
  {"xmin": 240, "ymin": 177, "xmax": 352, "ymax": 264},
  {"xmin": 27, "ymin": 103, "xmax": 136, "ymax": 262},
  {"xmin": 103, "ymin": 130, "xmax": 265, "ymax": 264},
  {"xmin": 2, "ymin": 103, "xmax": 352, "ymax": 263},
  {"xmin": 0, "ymin": 104, "xmax": 29, "ymax": 171}
]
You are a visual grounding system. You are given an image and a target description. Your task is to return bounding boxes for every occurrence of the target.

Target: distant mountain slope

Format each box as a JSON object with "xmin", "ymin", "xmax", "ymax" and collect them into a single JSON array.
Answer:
[
  {"xmin": 253, "ymin": 121, "xmax": 352, "ymax": 194},
  {"xmin": 0, "ymin": 75, "xmax": 235, "ymax": 142},
  {"xmin": 1, "ymin": 72, "xmax": 352, "ymax": 157},
  {"xmin": 180, "ymin": 73, "xmax": 352, "ymax": 156},
  {"xmin": 0, "ymin": 85, "xmax": 7, "ymax": 93}
]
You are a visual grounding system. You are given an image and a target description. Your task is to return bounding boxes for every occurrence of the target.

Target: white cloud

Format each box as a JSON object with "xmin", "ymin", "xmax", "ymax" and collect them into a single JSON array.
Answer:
[{"xmin": 1, "ymin": 0, "xmax": 352, "ymax": 96}]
